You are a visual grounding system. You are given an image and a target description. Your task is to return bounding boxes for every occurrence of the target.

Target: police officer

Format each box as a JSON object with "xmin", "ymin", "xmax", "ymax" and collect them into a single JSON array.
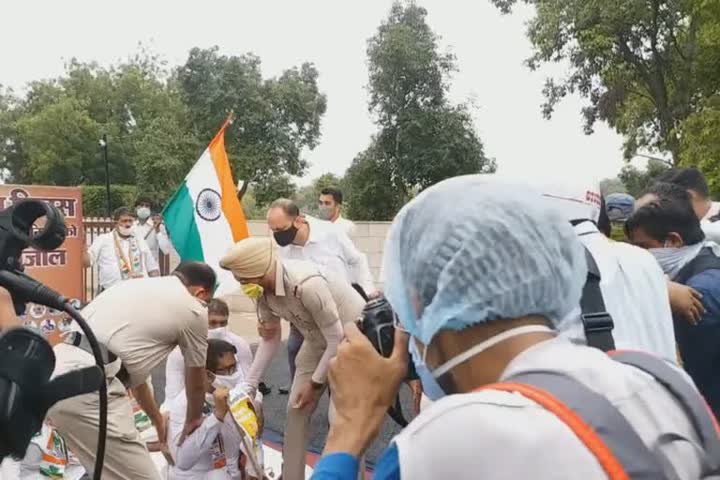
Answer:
[
  {"xmin": 220, "ymin": 237, "xmax": 365, "ymax": 480},
  {"xmin": 48, "ymin": 261, "xmax": 216, "ymax": 480}
]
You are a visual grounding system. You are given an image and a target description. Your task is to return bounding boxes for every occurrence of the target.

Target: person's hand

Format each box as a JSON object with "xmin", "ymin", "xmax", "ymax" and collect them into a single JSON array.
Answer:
[
  {"xmin": 292, "ymin": 381, "xmax": 323, "ymax": 414},
  {"xmin": 214, "ymin": 386, "xmax": 230, "ymax": 420},
  {"xmin": 178, "ymin": 416, "xmax": 204, "ymax": 446},
  {"xmin": 324, "ymin": 322, "xmax": 408, "ymax": 457},
  {"xmin": 407, "ymin": 379, "xmax": 422, "ymax": 415},
  {"xmin": 0, "ymin": 287, "xmax": 18, "ymax": 331},
  {"xmin": 257, "ymin": 320, "xmax": 279, "ymax": 340},
  {"xmin": 668, "ymin": 281, "xmax": 705, "ymax": 325}
]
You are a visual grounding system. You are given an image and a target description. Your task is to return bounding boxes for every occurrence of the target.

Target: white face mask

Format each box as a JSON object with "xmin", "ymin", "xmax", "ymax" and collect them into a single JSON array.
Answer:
[
  {"xmin": 207, "ymin": 327, "xmax": 228, "ymax": 340},
  {"xmin": 117, "ymin": 226, "xmax": 133, "ymax": 237},
  {"xmin": 649, "ymin": 242, "xmax": 704, "ymax": 279},
  {"xmin": 136, "ymin": 207, "xmax": 151, "ymax": 220},
  {"xmin": 212, "ymin": 369, "xmax": 243, "ymax": 389}
]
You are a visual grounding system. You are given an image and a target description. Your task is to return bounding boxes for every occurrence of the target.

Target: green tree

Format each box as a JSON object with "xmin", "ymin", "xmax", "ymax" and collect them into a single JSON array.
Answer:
[
  {"xmin": 679, "ymin": 95, "xmax": 720, "ymax": 195},
  {"xmin": 294, "ymin": 173, "xmax": 344, "ymax": 216},
  {"xmin": 175, "ymin": 47, "xmax": 327, "ymax": 187},
  {"xmin": 252, "ymin": 174, "xmax": 297, "ymax": 208},
  {"xmin": 491, "ymin": 0, "xmax": 720, "ymax": 161},
  {"xmin": 345, "ymin": 144, "xmax": 405, "ymax": 221},
  {"xmin": 618, "ymin": 159, "xmax": 671, "ymax": 197},
  {"xmin": 365, "ymin": 1, "xmax": 494, "ymax": 201},
  {"xmin": 0, "ymin": 85, "xmax": 26, "ymax": 182}
]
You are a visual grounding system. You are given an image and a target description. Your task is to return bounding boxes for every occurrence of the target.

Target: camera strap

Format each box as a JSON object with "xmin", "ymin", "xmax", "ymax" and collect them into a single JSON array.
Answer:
[
  {"xmin": 580, "ymin": 248, "xmax": 615, "ymax": 352},
  {"xmin": 64, "ymin": 331, "xmax": 117, "ymax": 365}
]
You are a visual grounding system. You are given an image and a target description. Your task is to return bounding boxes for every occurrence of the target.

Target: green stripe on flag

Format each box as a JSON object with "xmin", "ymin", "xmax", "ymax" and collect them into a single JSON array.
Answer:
[{"xmin": 163, "ymin": 182, "xmax": 204, "ymax": 262}]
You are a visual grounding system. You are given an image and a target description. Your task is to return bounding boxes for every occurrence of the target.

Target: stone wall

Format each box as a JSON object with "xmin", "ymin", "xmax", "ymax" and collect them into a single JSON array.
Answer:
[{"xmin": 247, "ymin": 220, "xmax": 391, "ymax": 286}]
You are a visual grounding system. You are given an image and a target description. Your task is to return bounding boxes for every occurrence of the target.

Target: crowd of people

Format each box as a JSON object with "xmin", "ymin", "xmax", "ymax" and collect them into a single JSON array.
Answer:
[{"xmin": 1, "ymin": 170, "xmax": 720, "ymax": 479}]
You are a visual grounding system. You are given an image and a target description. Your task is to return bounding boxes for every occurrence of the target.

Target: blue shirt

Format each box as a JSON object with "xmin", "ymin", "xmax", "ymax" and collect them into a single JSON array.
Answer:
[
  {"xmin": 676, "ymin": 268, "xmax": 720, "ymax": 418},
  {"xmin": 311, "ymin": 444, "xmax": 401, "ymax": 480}
]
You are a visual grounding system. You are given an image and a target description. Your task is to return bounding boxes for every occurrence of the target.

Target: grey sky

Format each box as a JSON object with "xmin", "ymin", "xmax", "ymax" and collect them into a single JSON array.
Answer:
[{"xmin": 1, "ymin": 0, "xmax": 635, "ymax": 185}]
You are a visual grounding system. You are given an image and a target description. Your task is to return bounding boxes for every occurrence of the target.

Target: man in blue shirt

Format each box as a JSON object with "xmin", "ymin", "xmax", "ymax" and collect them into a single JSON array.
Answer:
[{"xmin": 626, "ymin": 182, "xmax": 720, "ymax": 418}]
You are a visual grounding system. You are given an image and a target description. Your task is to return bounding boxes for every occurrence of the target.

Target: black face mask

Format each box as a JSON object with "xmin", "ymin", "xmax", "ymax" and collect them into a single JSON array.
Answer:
[{"xmin": 274, "ymin": 225, "xmax": 298, "ymax": 246}]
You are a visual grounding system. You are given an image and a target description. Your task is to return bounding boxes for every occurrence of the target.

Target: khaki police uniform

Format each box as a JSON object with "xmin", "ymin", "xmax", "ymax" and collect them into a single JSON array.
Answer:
[
  {"xmin": 258, "ymin": 260, "xmax": 365, "ymax": 480},
  {"xmin": 48, "ymin": 276, "xmax": 208, "ymax": 480}
]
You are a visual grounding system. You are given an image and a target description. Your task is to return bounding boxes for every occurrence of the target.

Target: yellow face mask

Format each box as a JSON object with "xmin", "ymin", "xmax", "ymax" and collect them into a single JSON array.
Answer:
[{"xmin": 241, "ymin": 283, "xmax": 264, "ymax": 300}]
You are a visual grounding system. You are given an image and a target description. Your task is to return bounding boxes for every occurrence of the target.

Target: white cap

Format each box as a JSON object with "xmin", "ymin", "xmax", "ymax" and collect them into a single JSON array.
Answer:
[{"xmin": 537, "ymin": 181, "xmax": 602, "ymax": 223}]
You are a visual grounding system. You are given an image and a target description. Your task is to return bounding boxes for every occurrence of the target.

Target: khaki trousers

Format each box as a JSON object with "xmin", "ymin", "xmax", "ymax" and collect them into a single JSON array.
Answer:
[
  {"xmin": 282, "ymin": 341, "xmax": 364, "ymax": 480},
  {"xmin": 48, "ymin": 344, "xmax": 160, "ymax": 480}
]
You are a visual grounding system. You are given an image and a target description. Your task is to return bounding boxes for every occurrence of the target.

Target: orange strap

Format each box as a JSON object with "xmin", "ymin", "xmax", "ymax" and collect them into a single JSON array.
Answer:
[{"xmin": 478, "ymin": 382, "xmax": 629, "ymax": 480}]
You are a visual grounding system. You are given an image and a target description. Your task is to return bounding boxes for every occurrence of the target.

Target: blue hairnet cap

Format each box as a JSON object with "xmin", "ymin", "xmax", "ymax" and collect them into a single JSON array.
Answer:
[{"xmin": 383, "ymin": 175, "xmax": 588, "ymax": 345}]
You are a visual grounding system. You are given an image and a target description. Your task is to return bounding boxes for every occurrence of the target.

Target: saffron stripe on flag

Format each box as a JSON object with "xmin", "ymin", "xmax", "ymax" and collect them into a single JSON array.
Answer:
[{"xmin": 209, "ymin": 128, "xmax": 248, "ymax": 241}]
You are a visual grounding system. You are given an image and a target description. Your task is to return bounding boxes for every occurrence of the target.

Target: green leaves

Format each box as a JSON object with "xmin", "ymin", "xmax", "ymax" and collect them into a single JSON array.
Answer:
[
  {"xmin": 493, "ymin": 0, "xmax": 720, "ymax": 162},
  {"xmin": 350, "ymin": 1, "xmax": 493, "ymax": 220}
]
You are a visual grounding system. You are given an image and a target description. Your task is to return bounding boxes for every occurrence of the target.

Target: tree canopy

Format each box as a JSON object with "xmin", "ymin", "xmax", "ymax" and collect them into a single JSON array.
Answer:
[
  {"xmin": 491, "ymin": 0, "xmax": 720, "ymax": 162},
  {"xmin": 0, "ymin": 47, "xmax": 326, "ymax": 213}
]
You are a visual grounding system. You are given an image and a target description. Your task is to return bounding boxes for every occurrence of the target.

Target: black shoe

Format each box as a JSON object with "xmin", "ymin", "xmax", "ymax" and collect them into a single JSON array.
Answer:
[
  {"xmin": 258, "ymin": 382, "xmax": 271, "ymax": 396},
  {"xmin": 278, "ymin": 384, "xmax": 290, "ymax": 395}
]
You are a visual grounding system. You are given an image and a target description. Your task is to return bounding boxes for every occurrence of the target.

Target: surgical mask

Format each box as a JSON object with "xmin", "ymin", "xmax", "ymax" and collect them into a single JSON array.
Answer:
[
  {"xmin": 212, "ymin": 369, "xmax": 243, "ymax": 389},
  {"xmin": 409, "ymin": 325, "xmax": 554, "ymax": 400},
  {"xmin": 208, "ymin": 327, "xmax": 228, "ymax": 340},
  {"xmin": 136, "ymin": 207, "xmax": 151, "ymax": 220},
  {"xmin": 273, "ymin": 225, "xmax": 298, "ymax": 247},
  {"xmin": 317, "ymin": 205, "xmax": 335, "ymax": 221},
  {"xmin": 649, "ymin": 242, "xmax": 704, "ymax": 279},
  {"xmin": 242, "ymin": 283, "xmax": 264, "ymax": 300},
  {"xmin": 117, "ymin": 226, "xmax": 133, "ymax": 237}
]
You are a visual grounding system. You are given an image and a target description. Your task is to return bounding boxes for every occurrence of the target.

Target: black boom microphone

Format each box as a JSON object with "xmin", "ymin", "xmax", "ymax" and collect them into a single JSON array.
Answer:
[{"xmin": 0, "ymin": 199, "xmax": 107, "ymax": 480}]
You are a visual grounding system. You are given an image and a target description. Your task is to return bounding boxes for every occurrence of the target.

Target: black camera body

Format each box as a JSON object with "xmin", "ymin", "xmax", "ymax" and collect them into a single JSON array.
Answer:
[{"xmin": 359, "ymin": 295, "xmax": 418, "ymax": 380}]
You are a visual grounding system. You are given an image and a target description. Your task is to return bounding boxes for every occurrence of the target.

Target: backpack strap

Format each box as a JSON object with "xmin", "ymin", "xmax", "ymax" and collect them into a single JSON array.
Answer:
[
  {"xmin": 581, "ymin": 248, "xmax": 615, "ymax": 352},
  {"xmin": 674, "ymin": 248, "xmax": 720, "ymax": 285},
  {"xmin": 609, "ymin": 350, "xmax": 720, "ymax": 472},
  {"xmin": 479, "ymin": 371, "xmax": 668, "ymax": 480}
]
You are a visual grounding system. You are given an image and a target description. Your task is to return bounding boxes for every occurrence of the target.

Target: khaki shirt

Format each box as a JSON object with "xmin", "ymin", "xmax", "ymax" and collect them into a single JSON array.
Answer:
[
  {"xmin": 79, "ymin": 276, "xmax": 208, "ymax": 387},
  {"xmin": 258, "ymin": 259, "xmax": 365, "ymax": 347}
]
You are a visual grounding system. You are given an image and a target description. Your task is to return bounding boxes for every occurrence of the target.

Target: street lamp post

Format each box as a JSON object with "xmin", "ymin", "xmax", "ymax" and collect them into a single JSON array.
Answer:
[{"xmin": 99, "ymin": 134, "xmax": 111, "ymax": 217}]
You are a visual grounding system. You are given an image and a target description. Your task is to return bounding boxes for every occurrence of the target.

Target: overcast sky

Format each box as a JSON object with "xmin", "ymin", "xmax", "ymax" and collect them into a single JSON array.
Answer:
[{"xmin": 1, "ymin": 0, "xmax": 638, "ymax": 185}]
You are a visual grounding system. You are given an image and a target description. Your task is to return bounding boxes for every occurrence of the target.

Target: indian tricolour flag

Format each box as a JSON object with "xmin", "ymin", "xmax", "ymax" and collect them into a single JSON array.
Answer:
[{"xmin": 164, "ymin": 117, "xmax": 249, "ymax": 294}]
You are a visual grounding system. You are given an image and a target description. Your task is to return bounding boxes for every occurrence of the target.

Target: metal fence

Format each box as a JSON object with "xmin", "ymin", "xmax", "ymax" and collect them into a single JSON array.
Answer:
[{"xmin": 83, "ymin": 217, "xmax": 171, "ymax": 302}]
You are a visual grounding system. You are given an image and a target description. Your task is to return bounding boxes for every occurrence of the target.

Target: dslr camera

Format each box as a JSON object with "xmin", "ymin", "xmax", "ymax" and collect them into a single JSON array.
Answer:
[
  {"xmin": 359, "ymin": 294, "xmax": 418, "ymax": 379},
  {"xmin": 0, "ymin": 199, "xmax": 103, "ymax": 462}
]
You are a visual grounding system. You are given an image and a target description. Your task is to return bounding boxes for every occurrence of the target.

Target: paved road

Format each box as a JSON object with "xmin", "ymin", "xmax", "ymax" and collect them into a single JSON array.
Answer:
[{"xmin": 151, "ymin": 340, "xmax": 417, "ymax": 466}]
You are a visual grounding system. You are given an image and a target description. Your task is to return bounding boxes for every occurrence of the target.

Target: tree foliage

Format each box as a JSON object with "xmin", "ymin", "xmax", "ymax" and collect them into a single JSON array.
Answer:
[
  {"xmin": 679, "ymin": 94, "xmax": 720, "ymax": 195},
  {"xmin": 0, "ymin": 47, "xmax": 327, "ymax": 210},
  {"xmin": 345, "ymin": 143, "xmax": 405, "ymax": 221},
  {"xmin": 618, "ymin": 159, "xmax": 672, "ymax": 197},
  {"xmin": 346, "ymin": 1, "xmax": 494, "ymax": 220},
  {"xmin": 491, "ymin": 0, "xmax": 720, "ymax": 161},
  {"xmin": 175, "ymin": 47, "xmax": 327, "ymax": 188}
]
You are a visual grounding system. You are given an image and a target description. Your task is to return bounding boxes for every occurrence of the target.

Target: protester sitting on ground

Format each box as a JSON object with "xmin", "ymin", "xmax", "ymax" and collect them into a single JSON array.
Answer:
[
  {"xmin": 658, "ymin": 167, "xmax": 720, "ymax": 243},
  {"xmin": 165, "ymin": 298, "xmax": 254, "ymax": 404},
  {"xmin": 311, "ymin": 175, "xmax": 715, "ymax": 480},
  {"xmin": 626, "ymin": 181, "xmax": 720, "ymax": 418},
  {"xmin": 167, "ymin": 339, "xmax": 244, "ymax": 480}
]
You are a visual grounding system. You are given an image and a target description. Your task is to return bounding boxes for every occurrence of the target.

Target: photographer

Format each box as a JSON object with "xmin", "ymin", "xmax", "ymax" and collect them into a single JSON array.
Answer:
[{"xmin": 312, "ymin": 176, "xmax": 713, "ymax": 480}]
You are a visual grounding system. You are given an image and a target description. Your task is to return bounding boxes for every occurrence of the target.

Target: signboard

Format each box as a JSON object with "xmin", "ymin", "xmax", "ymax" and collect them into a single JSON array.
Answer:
[{"xmin": 0, "ymin": 185, "xmax": 84, "ymax": 332}]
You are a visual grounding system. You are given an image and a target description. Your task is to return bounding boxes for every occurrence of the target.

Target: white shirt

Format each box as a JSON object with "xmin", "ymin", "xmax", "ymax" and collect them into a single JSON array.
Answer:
[
  {"xmin": 332, "ymin": 214, "xmax": 355, "ymax": 237},
  {"xmin": 134, "ymin": 219, "xmax": 174, "ymax": 261},
  {"xmin": 164, "ymin": 331, "xmax": 254, "ymax": 405},
  {"xmin": 558, "ymin": 221, "xmax": 677, "ymax": 361},
  {"xmin": 167, "ymin": 393, "xmax": 242, "ymax": 480},
  {"xmin": 395, "ymin": 337, "xmax": 703, "ymax": 480},
  {"xmin": 280, "ymin": 217, "xmax": 375, "ymax": 294},
  {"xmin": 87, "ymin": 230, "xmax": 159, "ymax": 290}
]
